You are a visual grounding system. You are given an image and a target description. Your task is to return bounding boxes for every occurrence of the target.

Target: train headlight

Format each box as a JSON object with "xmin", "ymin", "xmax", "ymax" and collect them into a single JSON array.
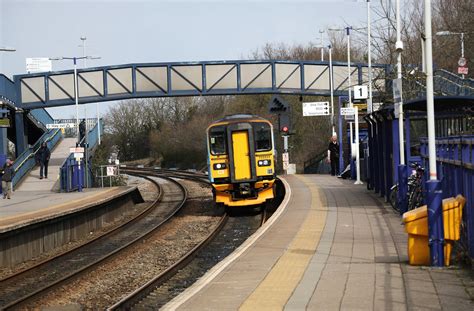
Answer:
[
  {"xmin": 258, "ymin": 159, "xmax": 271, "ymax": 166},
  {"xmin": 213, "ymin": 163, "xmax": 227, "ymax": 170}
]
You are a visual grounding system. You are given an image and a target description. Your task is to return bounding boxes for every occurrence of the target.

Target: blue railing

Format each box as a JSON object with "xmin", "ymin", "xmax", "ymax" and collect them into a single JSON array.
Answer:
[
  {"xmin": 420, "ymin": 135, "xmax": 474, "ymax": 258},
  {"xmin": 12, "ymin": 129, "xmax": 62, "ymax": 189},
  {"xmin": 29, "ymin": 108, "xmax": 55, "ymax": 126},
  {"xmin": 87, "ymin": 120, "xmax": 103, "ymax": 151}
]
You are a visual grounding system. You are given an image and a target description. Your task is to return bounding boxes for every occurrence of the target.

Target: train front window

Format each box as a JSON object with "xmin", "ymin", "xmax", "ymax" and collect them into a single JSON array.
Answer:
[
  {"xmin": 254, "ymin": 123, "xmax": 271, "ymax": 151},
  {"xmin": 210, "ymin": 126, "xmax": 227, "ymax": 155}
]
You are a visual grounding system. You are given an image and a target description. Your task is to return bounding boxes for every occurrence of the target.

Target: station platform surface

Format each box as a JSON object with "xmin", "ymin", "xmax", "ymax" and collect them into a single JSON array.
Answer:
[
  {"xmin": 166, "ymin": 174, "xmax": 473, "ymax": 311},
  {"xmin": 0, "ymin": 187, "xmax": 135, "ymax": 232}
]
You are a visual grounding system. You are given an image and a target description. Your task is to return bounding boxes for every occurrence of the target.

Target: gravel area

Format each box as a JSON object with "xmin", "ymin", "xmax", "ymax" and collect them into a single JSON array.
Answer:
[
  {"xmin": 27, "ymin": 178, "xmax": 219, "ymax": 310},
  {"xmin": 0, "ymin": 176, "xmax": 158, "ymax": 281}
]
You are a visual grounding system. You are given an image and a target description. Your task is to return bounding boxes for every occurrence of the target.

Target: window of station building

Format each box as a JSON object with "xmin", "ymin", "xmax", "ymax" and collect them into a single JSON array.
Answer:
[
  {"xmin": 209, "ymin": 126, "xmax": 227, "ymax": 155},
  {"xmin": 254, "ymin": 122, "xmax": 272, "ymax": 151}
]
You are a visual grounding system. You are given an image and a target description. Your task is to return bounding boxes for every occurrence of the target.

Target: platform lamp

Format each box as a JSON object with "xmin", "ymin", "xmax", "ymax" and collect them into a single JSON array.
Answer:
[
  {"xmin": 50, "ymin": 55, "xmax": 100, "ymax": 192},
  {"xmin": 49, "ymin": 56, "xmax": 100, "ymax": 144},
  {"xmin": 436, "ymin": 31, "xmax": 465, "ymax": 79}
]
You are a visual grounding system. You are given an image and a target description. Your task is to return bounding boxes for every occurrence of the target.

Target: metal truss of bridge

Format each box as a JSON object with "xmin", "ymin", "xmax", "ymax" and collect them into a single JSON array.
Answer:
[{"xmin": 14, "ymin": 60, "xmax": 387, "ymax": 109}]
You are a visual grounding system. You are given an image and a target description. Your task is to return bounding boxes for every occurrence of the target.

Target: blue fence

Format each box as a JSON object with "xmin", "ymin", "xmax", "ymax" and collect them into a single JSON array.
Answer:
[
  {"xmin": 12, "ymin": 128, "xmax": 62, "ymax": 189},
  {"xmin": 59, "ymin": 120, "xmax": 102, "ymax": 192},
  {"xmin": 420, "ymin": 136, "xmax": 474, "ymax": 258}
]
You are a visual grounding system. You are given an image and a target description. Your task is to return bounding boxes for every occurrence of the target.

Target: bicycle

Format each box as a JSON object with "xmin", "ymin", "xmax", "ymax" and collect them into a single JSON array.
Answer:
[{"xmin": 389, "ymin": 162, "xmax": 425, "ymax": 213}]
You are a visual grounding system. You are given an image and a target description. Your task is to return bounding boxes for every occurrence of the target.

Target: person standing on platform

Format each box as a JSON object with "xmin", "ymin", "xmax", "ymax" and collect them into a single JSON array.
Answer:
[
  {"xmin": 1, "ymin": 159, "xmax": 14, "ymax": 199},
  {"xmin": 327, "ymin": 134, "xmax": 340, "ymax": 176},
  {"xmin": 37, "ymin": 142, "xmax": 51, "ymax": 179}
]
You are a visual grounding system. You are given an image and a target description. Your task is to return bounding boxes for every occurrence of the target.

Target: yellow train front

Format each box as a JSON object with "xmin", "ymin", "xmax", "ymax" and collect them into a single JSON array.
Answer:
[{"xmin": 207, "ymin": 114, "xmax": 276, "ymax": 208}]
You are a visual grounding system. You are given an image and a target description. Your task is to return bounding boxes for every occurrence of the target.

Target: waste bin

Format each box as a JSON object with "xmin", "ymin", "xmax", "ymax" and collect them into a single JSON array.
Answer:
[{"xmin": 402, "ymin": 195, "xmax": 465, "ymax": 266}]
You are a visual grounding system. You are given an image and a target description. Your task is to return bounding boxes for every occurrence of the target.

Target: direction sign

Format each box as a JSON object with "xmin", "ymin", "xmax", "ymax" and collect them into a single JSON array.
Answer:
[
  {"xmin": 302, "ymin": 102, "xmax": 330, "ymax": 116},
  {"xmin": 353, "ymin": 85, "xmax": 368, "ymax": 100},
  {"xmin": 26, "ymin": 58, "xmax": 52, "ymax": 73},
  {"xmin": 46, "ymin": 123, "xmax": 75, "ymax": 129},
  {"xmin": 70, "ymin": 147, "xmax": 85, "ymax": 153},
  {"xmin": 341, "ymin": 107, "xmax": 355, "ymax": 116}
]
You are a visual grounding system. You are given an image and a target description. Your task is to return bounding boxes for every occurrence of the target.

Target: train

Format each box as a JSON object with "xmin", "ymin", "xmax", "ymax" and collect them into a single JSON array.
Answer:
[{"xmin": 206, "ymin": 114, "xmax": 276, "ymax": 208}]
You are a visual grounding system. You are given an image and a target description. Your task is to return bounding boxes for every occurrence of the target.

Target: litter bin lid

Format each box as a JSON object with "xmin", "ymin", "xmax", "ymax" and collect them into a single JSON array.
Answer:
[
  {"xmin": 403, "ymin": 205, "xmax": 427, "ymax": 223},
  {"xmin": 402, "ymin": 197, "xmax": 461, "ymax": 223}
]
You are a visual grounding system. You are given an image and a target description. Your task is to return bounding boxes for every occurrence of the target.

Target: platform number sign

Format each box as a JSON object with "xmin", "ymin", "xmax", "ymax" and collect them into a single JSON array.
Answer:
[{"xmin": 353, "ymin": 85, "xmax": 368, "ymax": 100}]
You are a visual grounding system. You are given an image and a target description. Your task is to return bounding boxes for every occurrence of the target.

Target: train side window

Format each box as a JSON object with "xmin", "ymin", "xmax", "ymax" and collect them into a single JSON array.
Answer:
[
  {"xmin": 210, "ymin": 126, "xmax": 227, "ymax": 155},
  {"xmin": 254, "ymin": 123, "xmax": 271, "ymax": 151}
]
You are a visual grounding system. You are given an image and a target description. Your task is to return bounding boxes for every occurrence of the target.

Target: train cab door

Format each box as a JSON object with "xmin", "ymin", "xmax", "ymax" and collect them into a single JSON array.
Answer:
[{"xmin": 228, "ymin": 123, "xmax": 256, "ymax": 182}]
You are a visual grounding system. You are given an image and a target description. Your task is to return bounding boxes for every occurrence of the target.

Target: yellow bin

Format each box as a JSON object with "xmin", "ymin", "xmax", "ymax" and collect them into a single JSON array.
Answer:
[{"xmin": 402, "ymin": 195, "xmax": 465, "ymax": 266}]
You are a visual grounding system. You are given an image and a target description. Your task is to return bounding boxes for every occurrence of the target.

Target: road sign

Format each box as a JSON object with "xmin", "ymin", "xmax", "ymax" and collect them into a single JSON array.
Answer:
[
  {"xmin": 302, "ymin": 102, "xmax": 330, "ymax": 116},
  {"xmin": 353, "ymin": 85, "xmax": 368, "ymax": 100},
  {"xmin": 26, "ymin": 58, "xmax": 52, "ymax": 73},
  {"xmin": 106, "ymin": 166, "xmax": 117, "ymax": 176},
  {"xmin": 70, "ymin": 147, "xmax": 85, "ymax": 153},
  {"xmin": 458, "ymin": 67, "xmax": 468, "ymax": 75},
  {"xmin": 74, "ymin": 152, "xmax": 84, "ymax": 159},
  {"xmin": 341, "ymin": 107, "xmax": 355, "ymax": 116},
  {"xmin": 392, "ymin": 78, "xmax": 402, "ymax": 103},
  {"xmin": 282, "ymin": 152, "xmax": 289, "ymax": 162},
  {"xmin": 46, "ymin": 123, "xmax": 75, "ymax": 129},
  {"xmin": 458, "ymin": 57, "xmax": 467, "ymax": 67}
]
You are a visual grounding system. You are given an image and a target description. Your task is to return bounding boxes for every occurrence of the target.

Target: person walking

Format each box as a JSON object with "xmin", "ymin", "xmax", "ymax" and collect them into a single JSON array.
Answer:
[
  {"xmin": 1, "ymin": 159, "xmax": 14, "ymax": 199},
  {"xmin": 37, "ymin": 142, "xmax": 51, "ymax": 179},
  {"xmin": 327, "ymin": 134, "xmax": 340, "ymax": 176}
]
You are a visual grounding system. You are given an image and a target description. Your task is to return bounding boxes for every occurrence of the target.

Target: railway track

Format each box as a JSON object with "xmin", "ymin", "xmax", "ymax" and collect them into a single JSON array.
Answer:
[
  {"xmin": 1, "ymin": 168, "xmax": 279, "ymax": 309},
  {"xmin": 0, "ymin": 173, "xmax": 187, "ymax": 310}
]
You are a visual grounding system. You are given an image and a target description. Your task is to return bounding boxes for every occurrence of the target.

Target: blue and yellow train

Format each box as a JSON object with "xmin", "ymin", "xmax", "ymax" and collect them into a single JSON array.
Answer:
[{"xmin": 207, "ymin": 114, "xmax": 276, "ymax": 208}]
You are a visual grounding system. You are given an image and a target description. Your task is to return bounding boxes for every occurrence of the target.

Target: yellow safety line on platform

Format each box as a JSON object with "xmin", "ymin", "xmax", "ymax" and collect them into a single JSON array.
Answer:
[
  {"xmin": 239, "ymin": 175, "xmax": 327, "ymax": 311},
  {"xmin": 0, "ymin": 188, "xmax": 120, "ymax": 228}
]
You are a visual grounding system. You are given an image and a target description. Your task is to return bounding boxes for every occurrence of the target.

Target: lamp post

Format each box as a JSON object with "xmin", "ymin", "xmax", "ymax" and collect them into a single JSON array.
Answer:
[
  {"xmin": 50, "ymin": 55, "xmax": 100, "ymax": 192},
  {"xmin": 50, "ymin": 55, "xmax": 100, "ymax": 144},
  {"xmin": 425, "ymin": 0, "xmax": 444, "ymax": 267},
  {"xmin": 367, "ymin": 0, "xmax": 373, "ymax": 114},
  {"xmin": 319, "ymin": 29, "xmax": 325, "ymax": 61},
  {"xmin": 436, "ymin": 30, "xmax": 466, "ymax": 79},
  {"xmin": 328, "ymin": 44, "xmax": 335, "ymax": 135},
  {"xmin": 395, "ymin": 0, "xmax": 408, "ymax": 213}
]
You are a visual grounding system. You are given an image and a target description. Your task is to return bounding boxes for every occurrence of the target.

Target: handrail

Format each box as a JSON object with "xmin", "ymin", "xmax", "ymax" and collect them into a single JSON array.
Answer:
[
  {"xmin": 13, "ymin": 129, "xmax": 60, "ymax": 172},
  {"xmin": 303, "ymin": 149, "xmax": 328, "ymax": 173}
]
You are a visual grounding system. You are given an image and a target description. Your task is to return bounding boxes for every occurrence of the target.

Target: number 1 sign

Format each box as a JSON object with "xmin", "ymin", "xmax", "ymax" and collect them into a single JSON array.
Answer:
[{"xmin": 353, "ymin": 85, "xmax": 368, "ymax": 100}]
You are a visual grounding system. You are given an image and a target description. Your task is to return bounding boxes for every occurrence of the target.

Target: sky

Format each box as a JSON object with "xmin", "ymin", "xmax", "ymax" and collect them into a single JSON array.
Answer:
[{"xmin": 0, "ymin": 0, "xmax": 379, "ymax": 118}]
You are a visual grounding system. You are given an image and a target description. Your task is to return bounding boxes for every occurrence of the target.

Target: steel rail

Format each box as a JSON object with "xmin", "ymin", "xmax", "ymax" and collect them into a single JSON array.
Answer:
[
  {"xmin": 3, "ymin": 173, "xmax": 187, "ymax": 310},
  {"xmin": 0, "ymin": 174, "xmax": 161, "ymax": 284}
]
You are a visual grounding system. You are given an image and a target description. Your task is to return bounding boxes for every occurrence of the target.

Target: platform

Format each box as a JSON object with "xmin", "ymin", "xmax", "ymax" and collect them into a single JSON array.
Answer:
[
  {"xmin": 0, "ymin": 186, "xmax": 137, "ymax": 232},
  {"xmin": 165, "ymin": 174, "xmax": 473, "ymax": 310}
]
